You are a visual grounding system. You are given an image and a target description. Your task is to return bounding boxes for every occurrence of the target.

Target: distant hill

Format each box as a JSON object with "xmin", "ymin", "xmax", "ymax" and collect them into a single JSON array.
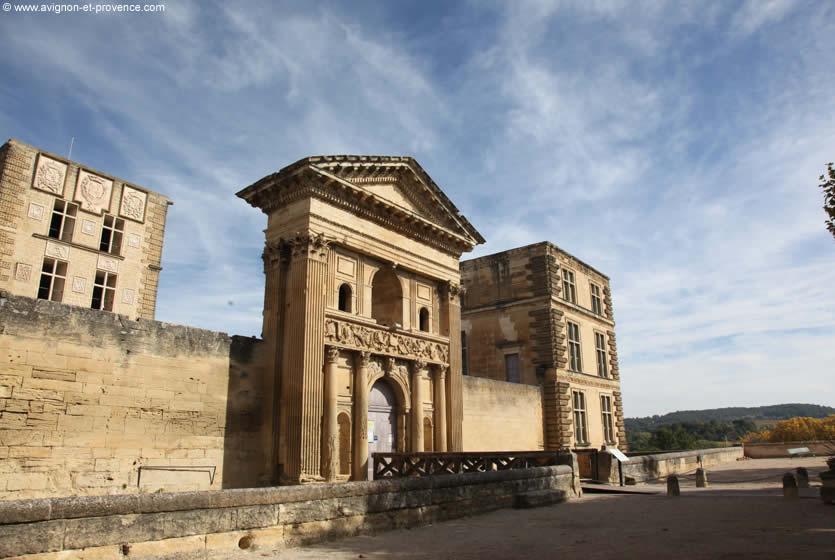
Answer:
[{"xmin": 626, "ymin": 403, "xmax": 835, "ymax": 433}]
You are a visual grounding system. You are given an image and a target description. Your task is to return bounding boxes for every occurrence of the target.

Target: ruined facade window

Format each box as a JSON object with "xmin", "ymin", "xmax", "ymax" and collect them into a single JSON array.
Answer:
[
  {"xmin": 561, "ymin": 268, "xmax": 576, "ymax": 304},
  {"xmin": 567, "ymin": 321, "xmax": 582, "ymax": 372},
  {"xmin": 601, "ymin": 395, "xmax": 615, "ymax": 444},
  {"xmin": 91, "ymin": 270, "xmax": 117, "ymax": 312},
  {"xmin": 573, "ymin": 390, "xmax": 589, "ymax": 445},
  {"xmin": 371, "ymin": 268, "xmax": 402, "ymax": 327},
  {"xmin": 48, "ymin": 199, "xmax": 77, "ymax": 243},
  {"xmin": 504, "ymin": 353, "xmax": 520, "ymax": 383},
  {"xmin": 461, "ymin": 331, "xmax": 469, "ymax": 375},
  {"xmin": 37, "ymin": 258, "xmax": 67, "ymax": 302},
  {"xmin": 99, "ymin": 214, "xmax": 124, "ymax": 256},
  {"xmin": 590, "ymin": 283, "xmax": 602, "ymax": 315},
  {"xmin": 419, "ymin": 307, "xmax": 429, "ymax": 332},
  {"xmin": 595, "ymin": 332, "xmax": 608, "ymax": 378},
  {"xmin": 338, "ymin": 283, "xmax": 352, "ymax": 313}
]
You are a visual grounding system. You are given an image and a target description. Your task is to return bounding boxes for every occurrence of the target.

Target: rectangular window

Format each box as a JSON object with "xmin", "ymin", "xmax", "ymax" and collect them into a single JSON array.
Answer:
[
  {"xmin": 48, "ymin": 200, "xmax": 78, "ymax": 243},
  {"xmin": 601, "ymin": 395, "xmax": 615, "ymax": 444},
  {"xmin": 91, "ymin": 270, "xmax": 117, "ymax": 312},
  {"xmin": 590, "ymin": 283, "xmax": 602, "ymax": 315},
  {"xmin": 37, "ymin": 258, "xmax": 67, "ymax": 302},
  {"xmin": 567, "ymin": 321, "xmax": 582, "ymax": 372},
  {"xmin": 595, "ymin": 332, "xmax": 608, "ymax": 378},
  {"xmin": 99, "ymin": 214, "xmax": 125, "ymax": 256},
  {"xmin": 461, "ymin": 331, "xmax": 469, "ymax": 376},
  {"xmin": 573, "ymin": 390, "xmax": 589, "ymax": 445},
  {"xmin": 505, "ymin": 353, "xmax": 520, "ymax": 383},
  {"xmin": 561, "ymin": 269, "xmax": 576, "ymax": 303}
]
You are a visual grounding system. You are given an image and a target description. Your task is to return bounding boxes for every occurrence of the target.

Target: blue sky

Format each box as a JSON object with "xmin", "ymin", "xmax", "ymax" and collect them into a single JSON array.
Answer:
[{"xmin": 1, "ymin": 0, "xmax": 833, "ymax": 416}]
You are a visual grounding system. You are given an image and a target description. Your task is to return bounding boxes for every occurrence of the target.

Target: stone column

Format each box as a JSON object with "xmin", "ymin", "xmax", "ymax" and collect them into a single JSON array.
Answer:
[
  {"xmin": 441, "ymin": 282, "xmax": 464, "ymax": 451},
  {"xmin": 279, "ymin": 232, "xmax": 330, "ymax": 483},
  {"xmin": 352, "ymin": 351, "xmax": 371, "ymax": 481},
  {"xmin": 261, "ymin": 241, "xmax": 287, "ymax": 483},
  {"xmin": 321, "ymin": 346, "xmax": 340, "ymax": 481},
  {"xmin": 433, "ymin": 366, "xmax": 447, "ymax": 452},
  {"xmin": 410, "ymin": 360, "xmax": 426, "ymax": 452}
]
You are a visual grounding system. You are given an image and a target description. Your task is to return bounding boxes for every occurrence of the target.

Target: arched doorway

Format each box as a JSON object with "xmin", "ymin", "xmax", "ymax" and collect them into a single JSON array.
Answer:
[
  {"xmin": 371, "ymin": 268, "xmax": 402, "ymax": 327},
  {"xmin": 368, "ymin": 379, "xmax": 397, "ymax": 480}
]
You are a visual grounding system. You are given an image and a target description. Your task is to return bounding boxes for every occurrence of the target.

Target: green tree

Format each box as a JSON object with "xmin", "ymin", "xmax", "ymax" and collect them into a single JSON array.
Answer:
[{"xmin": 821, "ymin": 162, "xmax": 835, "ymax": 239}]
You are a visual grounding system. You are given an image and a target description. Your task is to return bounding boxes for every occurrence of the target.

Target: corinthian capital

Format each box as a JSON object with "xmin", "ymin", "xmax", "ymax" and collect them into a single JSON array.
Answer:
[
  {"xmin": 289, "ymin": 232, "xmax": 331, "ymax": 262},
  {"xmin": 325, "ymin": 346, "xmax": 341, "ymax": 364}
]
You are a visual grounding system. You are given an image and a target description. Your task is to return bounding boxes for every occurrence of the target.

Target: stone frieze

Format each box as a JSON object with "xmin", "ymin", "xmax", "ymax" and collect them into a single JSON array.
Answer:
[{"xmin": 324, "ymin": 317, "xmax": 449, "ymax": 365}]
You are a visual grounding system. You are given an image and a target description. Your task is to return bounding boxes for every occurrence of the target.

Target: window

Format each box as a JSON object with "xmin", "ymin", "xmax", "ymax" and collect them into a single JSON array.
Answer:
[
  {"xmin": 590, "ymin": 283, "xmax": 602, "ymax": 315},
  {"xmin": 573, "ymin": 390, "xmax": 589, "ymax": 445},
  {"xmin": 419, "ymin": 307, "xmax": 430, "ymax": 332},
  {"xmin": 601, "ymin": 395, "xmax": 615, "ymax": 444},
  {"xmin": 37, "ymin": 258, "xmax": 67, "ymax": 302},
  {"xmin": 91, "ymin": 270, "xmax": 117, "ymax": 311},
  {"xmin": 595, "ymin": 332, "xmax": 608, "ymax": 378},
  {"xmin": 99, "ymin": 214, "xmax": 125, "ymax": 256},
  {"xmin": 561, "ymin": 269, "xmax": 576, "ymax": 304},
  {"xmin": 338, "ymin": 283, "xmax": 352, "ymax": 313},
  {"xmin": 48, "ymin": 200, "xmax": 78, "ymax": 243},
  {"xmin": 567, "ymin": 321, "xmax": 582, "ymax": 372},
  {"xmin": 461, "ymin": 331, "xmax": 469, "ymax": 375},
  {"xmin": 505, "ymin": 353, "xmax": 520, "ymax": 383}
]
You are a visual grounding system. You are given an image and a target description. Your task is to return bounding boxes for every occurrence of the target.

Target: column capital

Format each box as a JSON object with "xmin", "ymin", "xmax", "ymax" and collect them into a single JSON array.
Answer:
[
  {"xmin": 436, "ymin": 365, "xmax": 448, "ymax": 380},
  {"xmin": 441, "ymin": 280, "xmax": 464, "ymax": 303},
  {"xmin": 411, "ymin": 359, "xmax": 427, "ymax": 374},
  {"xmin": 288, "ymin": 232, "xmax": 331, "ymax": 262},
  {"xmin": 356, "ymin": 350, "xmax": 372, "ymax": 368},
  {"xmin": 261, "ymin": 241, "xmax": 288, "ymax": 272},
  {"xmin": 325, "ymin": 346, "xmax": 340, "ymax": 364}
]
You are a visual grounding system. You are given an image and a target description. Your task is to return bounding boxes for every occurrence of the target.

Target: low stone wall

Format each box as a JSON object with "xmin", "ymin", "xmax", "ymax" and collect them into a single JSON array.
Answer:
[
  {"xmin": 598, "ymin": 447, "xmax": 744, "ymax": 484},
  {"xmin": 0, "ymin": 465, "xmax": 576, "ymax": 559},
  {"xmin": 743, "ymin": 441, "xmax": 835, "ymax": 459},
  {"xmin": 462, "ymin": 376, "xmax": 544, "ymax": 451}
]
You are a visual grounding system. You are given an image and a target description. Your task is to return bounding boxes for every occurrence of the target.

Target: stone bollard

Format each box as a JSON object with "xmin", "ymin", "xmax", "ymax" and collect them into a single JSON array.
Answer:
[
  {"xmin": 695, "ymin": 468, "xmax": 709, "ymax": 488},
  {"xmin": 795, "ymin": 467, "xmax": 809, "ymax": 489},
  {"xmin": 667, "ymin": 475, "xmax": 680, "ymax": 497},
  {"xmin": 783, "ymin": 472, "xmax": 798, "ymax": 499}
]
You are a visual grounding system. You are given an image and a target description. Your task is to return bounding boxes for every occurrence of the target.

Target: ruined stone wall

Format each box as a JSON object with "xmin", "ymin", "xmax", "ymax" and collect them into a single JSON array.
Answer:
[
  {"xmin": 462, "ymin": 376, "xmax": 543, "ymax": 451},
  {"xmin": 597, "ymin": 447, "xmax": 744, "ymax": 484},
  {"xmin": 0, "ymin": 293, "xmax": 270, "ymax": 501}
]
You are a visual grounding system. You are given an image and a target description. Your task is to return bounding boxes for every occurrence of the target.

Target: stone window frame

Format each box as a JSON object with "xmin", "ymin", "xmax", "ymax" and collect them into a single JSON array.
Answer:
[
  {"xmin": 338, "ymin": 282, "xmax": 353, "ymax": 313},
  {"xmin": 461, "ymin": 330, "xmax": 469, "ymax": 376},
  {"xmin": 600, "ymin": 394, "xmax": 615, "ymax": 445},
  {"xmin": 48, "ymin": 199, "xmax": 78, "ymax": 243},
  {"xmin": 91, "ymin": 269, "xmax": 118, "ymax": 312},
  {"xmin": 99, "ymin": 214, "xmax": 125, "ymax": 256},
  {"xmin": 572, "ymin": 390, "xmax": 589, "ymax": 446},
  {"xmin": 590, "ymin": 282, "xmax": 602, "ymax": 315},
  {"xmin": 566, "ymin": 320, "xmax": 582, "ymax": 373},
  {"xmin": 594, "ymin": 330, "xmax": 608, "ymax": 378},
  {"xmin": 418, "ymin": 306, "xmax": 430, "ymax": 332},
  {"xmin": 561, "ymin": 267, "xmax": 577, "ymax": 304},
  {"xmin": 38, "ymin": 257, "xmax": 68, "ymax": 302},
  {"xmin": 503, "ymin": 351, "xmax": 521, "ymax": 384}
]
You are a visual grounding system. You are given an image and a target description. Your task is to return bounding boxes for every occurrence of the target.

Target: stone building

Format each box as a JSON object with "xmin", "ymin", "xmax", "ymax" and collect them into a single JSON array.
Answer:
[
  {"xmin": 237, "ymin": 155, "xmax": 484, "ymax": 483},
  {"xmin": 460, "ymin": 242, "xmax": 627, "ymax": 451},
  {"xmin": 0, "ymin": 139, "xmax": 170, "ymax": 320}
]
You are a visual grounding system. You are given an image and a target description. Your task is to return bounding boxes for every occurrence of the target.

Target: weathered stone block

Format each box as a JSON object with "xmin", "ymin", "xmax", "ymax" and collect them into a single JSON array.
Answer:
[{"xmin": 0, "ymin": 519, "xmax": 65, "ymax": 557}]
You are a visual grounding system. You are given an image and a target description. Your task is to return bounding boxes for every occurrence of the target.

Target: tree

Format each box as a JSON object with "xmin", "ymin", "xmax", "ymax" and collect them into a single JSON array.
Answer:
[{"xmin": 821, "ymin": 162, "xmax": 835, "ymax": 239}]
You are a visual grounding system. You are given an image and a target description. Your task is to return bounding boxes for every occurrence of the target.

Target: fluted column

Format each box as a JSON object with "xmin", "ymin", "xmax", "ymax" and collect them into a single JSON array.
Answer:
[
  {"xmin": 433, "ymin": 366, "xmax": 447, "ymax": 452},
  {"xmin": 352, "ymin": 351, "xmax": 371, "ymax": 481},
  {"xmin": 279, "ymin": 232, "xmax": 330, "ymax": 483},
  {"xmin": 410, "ymin": 360, "xmax": 426, "ymax": 452},
  {"xmin": 261, "ymin": 241, "xmax": 287, "ymax": 483},
  {"xmin": 322, "ymin": 346, "xmax": 340, "ymax": 481},
  {"xmin": 441, "ymin": 281, "xmax": 464, "ymax": 450}
]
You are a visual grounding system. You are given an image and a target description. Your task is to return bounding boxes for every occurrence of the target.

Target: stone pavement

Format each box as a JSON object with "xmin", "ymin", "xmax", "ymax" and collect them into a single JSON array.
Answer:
[{"xmin": 223, "ymin": 457, "xmax": 834, "ymax": 560}]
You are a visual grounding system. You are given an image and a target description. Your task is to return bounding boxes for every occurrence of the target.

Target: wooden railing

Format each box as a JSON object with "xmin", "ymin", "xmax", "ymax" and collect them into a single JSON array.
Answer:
[{"xmin": 372, "ymin": 451, "xmax": 565, "ymax": 479}]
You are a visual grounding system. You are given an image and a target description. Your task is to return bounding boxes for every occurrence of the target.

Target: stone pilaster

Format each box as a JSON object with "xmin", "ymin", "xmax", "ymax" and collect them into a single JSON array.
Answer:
[
  {"xmin": 410, "ymin": 359, "xmax": 426, "ymax": 452},
  {"xmin": 442, "ymin": 281, "xmax": 464, "ymax": 451},
  {"xmin": 352, "ymin": 351, "xmax": 371, "ymax": 481},
  {"xmin": 606, "ymin": 329, "xmax": 620, "ymax": 381},
  {"xmin": 433, "ymin": 366, "xmax": 447, "ymax": 452},
  {"xmin": 322, "ymin": 346, "xmax": 340, "ymax": 481},
  {"xmin": 543, "ymin": 372, "xmax": 573, "ymax": 450},
  {"xmin": 279, "ymin": 232, "xmax": 330, "ymax": 483},
  {"xmin": 613, "ymin": 390, "xmax": 627, "ymax": 451}
]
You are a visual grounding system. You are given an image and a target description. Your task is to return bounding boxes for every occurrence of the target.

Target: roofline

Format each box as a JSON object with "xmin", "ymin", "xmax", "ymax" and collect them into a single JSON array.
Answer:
[
  {"xmin": 461, "ymin": 240, "xmax": 610, "ymax": 280},
  {"xmin": 3, "ymin": 138, "xmax": 172, "ymax": 203}
]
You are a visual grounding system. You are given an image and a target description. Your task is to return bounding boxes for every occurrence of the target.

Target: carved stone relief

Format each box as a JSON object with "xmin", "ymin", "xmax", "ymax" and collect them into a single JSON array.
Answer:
[
  {"xmin": 120, "ymin": 185, "xmax": 148, "ymax": 222},
  {"xmin": 127, "ymin": 233, "xmax": 141, "ymax": 248},
  {"xmin": 81, "ymin": 219, "xmax": 96, "ymax": 236},
  {"xmin": 122, "ymin": 288, "xmax": 135, "ymax": 305},
  {"xmin": 324, "ymin": 317, "xmax": 449, "ymax": 364},
  {"xmin": 97, "ymin": 255, "xmax": 118, "ymax": 273},
  {"xmin": 74, "ymin": 170, "xmax": 113, "ymax": 215},
  {"xmin": 72, "ymin": 277, "xmax": 86, "ymax": 294},
  {"xmin": 32, "ymin": 154, "xmax": 67, "ymax": 196},
  {"xmin": 45, "ymin": 241, "xmax": 69, "ymax": 260},
  {"xmin": 14, "ymin": 263, "xmax": 32, "ymax": 282},
  {"xmin": 27, "ymin": 203, "xmax": 44, "ymax": 221}
]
